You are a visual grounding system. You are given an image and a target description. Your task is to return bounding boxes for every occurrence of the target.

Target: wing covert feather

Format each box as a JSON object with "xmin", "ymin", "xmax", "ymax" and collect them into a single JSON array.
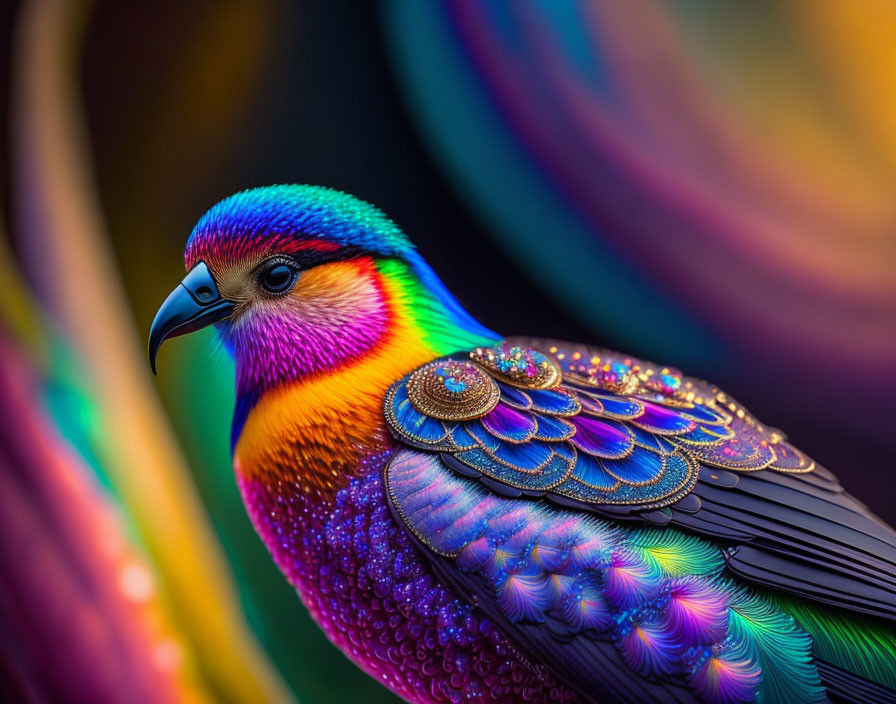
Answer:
[{"xmin": 384, "ymin": 340, "xmax": 896, "ymax": 622}]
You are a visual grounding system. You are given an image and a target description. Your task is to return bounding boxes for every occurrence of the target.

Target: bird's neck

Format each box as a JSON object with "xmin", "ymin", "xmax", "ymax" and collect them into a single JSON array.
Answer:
[{"xmin": 231, "ymin": 257, "xmax": 499, "ymax": 501}]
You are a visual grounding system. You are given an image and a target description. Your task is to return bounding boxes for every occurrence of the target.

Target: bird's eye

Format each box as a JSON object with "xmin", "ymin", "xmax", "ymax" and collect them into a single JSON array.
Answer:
[{"xmin": 259, "ymin": 262, "xmax": 298, "ymax": 294}]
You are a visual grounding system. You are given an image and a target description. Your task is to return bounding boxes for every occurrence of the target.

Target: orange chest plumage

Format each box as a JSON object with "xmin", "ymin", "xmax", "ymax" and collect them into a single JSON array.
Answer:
[{"xmin": 233, "ymin": 334, "xmax": 437, "ymax": 496}]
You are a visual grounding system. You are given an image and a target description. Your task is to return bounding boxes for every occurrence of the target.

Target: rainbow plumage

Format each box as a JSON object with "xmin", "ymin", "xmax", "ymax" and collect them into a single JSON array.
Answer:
[{"xmin": 151, "ymin": 185, "xmax": 896, "ymax": 704}]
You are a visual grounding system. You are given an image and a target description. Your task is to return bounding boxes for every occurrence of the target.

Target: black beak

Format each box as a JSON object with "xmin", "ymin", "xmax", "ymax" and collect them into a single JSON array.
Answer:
[{"xmin": 148, "ymin": 261, "xmax": 234, "ymax": 374}]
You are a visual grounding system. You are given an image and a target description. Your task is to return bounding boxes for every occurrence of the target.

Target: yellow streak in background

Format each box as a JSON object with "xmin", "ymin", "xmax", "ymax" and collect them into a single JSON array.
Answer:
[
  {"xmin": 11, "ymin": 1, "xmax": 295, "ymax": 702},
  {"xmin": 794, "ymin": 0, "xmax": 896, "ymax": 176}
]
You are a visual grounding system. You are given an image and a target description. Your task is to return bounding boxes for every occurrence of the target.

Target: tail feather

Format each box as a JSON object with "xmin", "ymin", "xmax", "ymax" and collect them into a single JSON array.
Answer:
[{"xmin": 772, "ymin": 595, "xmax": 896, "ymax": 701}]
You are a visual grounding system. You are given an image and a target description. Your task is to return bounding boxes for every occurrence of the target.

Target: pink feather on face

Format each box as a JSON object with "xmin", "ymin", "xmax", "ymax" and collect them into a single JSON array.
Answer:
[{"xmin": 224, "ymin": 258, "xmax": 391, "ymax": 396}]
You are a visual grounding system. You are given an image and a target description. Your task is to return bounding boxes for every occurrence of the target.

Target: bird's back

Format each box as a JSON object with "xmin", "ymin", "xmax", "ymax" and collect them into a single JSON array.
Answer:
[{"xmin": 383, "ymin": 337, "xmax": 896, "ymax": 704}]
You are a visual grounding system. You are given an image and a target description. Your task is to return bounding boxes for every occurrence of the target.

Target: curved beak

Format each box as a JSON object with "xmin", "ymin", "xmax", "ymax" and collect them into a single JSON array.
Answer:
[{"xmin": 148, "ymin": 261, "xmax": 234, "ymax": 374}]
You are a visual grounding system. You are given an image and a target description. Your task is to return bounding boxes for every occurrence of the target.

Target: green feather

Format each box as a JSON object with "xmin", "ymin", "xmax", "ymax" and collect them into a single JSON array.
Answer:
[
  {"xmin": 726, "ymin": 585, "xmax": 825, "ymax": 704},
  {"xmin": 774, "ymin": 596, "xmax": 896, "ymax": 690},
  {"xmin": 627, "ymin": 528, "xmax": 723, "ymax": 577},
  {"xmin": 377, "ymin": 258, "xmax": 498, "ymax": 354}
]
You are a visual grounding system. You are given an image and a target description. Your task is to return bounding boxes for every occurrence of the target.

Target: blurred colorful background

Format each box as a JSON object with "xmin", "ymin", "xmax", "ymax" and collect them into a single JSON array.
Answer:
[{"xmin": 1, "ymin": 1, "xmax": 893, "ymax": 702}]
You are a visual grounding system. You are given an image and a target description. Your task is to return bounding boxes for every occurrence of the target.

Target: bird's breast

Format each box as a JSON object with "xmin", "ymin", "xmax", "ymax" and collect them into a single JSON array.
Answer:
[
  {"xmin": 232, "ymin": 336, "xmax": 435, "ymax": 497},
  {"xmin": 233, "ymin": 381, "xmax": 392, "ymax": 497}
]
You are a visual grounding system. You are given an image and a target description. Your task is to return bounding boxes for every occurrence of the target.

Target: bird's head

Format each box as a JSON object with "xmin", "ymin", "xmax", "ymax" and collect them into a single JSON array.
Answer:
[{"xmin": 149, "ymin": 185, "xmax": 496, "ymax": 397}]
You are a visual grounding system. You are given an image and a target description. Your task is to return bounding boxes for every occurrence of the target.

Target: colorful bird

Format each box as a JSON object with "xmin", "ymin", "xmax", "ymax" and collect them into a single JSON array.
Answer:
[{"xmin": 149, "ymin": 185, "xmax": 896, "ymax": 704}]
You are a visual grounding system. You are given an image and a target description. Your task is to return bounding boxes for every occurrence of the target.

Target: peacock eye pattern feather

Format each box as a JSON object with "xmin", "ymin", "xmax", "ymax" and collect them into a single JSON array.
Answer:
[{"xmin": 385, "ymin": 449, "xmax": 827, "ymax": 704}]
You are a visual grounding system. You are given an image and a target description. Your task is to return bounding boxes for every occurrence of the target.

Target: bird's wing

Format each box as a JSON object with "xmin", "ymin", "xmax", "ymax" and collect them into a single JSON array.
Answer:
[
  {"xmin": 384, "ymin": 340, "xmax": 896, "ymax": 625},
  {"xmin": 384, "ymin": 447, "xmax": 828, "ymax": 704}
]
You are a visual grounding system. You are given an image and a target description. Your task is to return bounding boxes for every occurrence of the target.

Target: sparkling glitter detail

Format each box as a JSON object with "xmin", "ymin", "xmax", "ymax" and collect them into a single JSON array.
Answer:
[
  {"xmin": 540, "ymin": 342, "xmax": 815, "ymax": 475},
  {"xmin": 571, "ymin": 358, "xmax": 683, "ymax": 400},
  {"xmin": 595, "ymin": 362, "xmax": 640, "ymax": 396},
  {"xmin": 388, "ymin": 341, "xmax": 815, "ymax": 515},
  {"xmin": 645, "ymin": 372, "xmax": 683, "ymax": 396},
  {"xmin": 386, "ymin": 450, "xmax": 820, "ymax": 704},
  {"xmin": 407, "ymin": 359, "xmax": 500, "ymax": 421},
  {"xmin": 238, "ymin": 451, "xmax": 577, "ymax": 703},
  {"xmin": 471, "ymin": 344, "xmax": 561, "ymax": 390}
]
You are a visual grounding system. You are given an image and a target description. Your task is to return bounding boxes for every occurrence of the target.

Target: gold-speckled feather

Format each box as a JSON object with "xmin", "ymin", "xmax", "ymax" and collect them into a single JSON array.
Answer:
[{"xmin": 385, "ymin": 340, "xmax": 814, "ymax": 514}]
